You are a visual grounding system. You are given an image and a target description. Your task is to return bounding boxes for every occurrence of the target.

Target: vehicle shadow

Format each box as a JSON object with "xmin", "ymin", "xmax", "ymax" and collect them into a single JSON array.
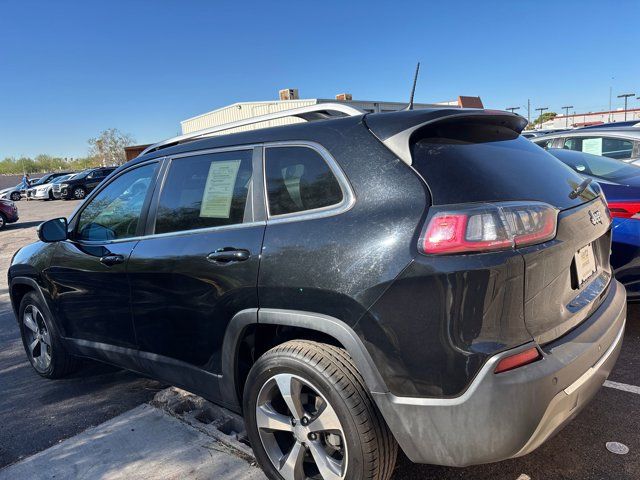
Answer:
[{"xmin": 5, "ymin": 220, "xmax": 43, "ymax": 230}]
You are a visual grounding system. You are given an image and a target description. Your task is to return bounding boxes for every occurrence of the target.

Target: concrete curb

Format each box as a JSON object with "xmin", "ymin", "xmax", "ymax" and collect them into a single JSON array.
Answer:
[
  {"xmin": 0, "ymin": 403, "xmax": 265, "ymax": 480},
  {"xmin": 151, "ymin": 387, "xmax": 256, "ymax": 462}
]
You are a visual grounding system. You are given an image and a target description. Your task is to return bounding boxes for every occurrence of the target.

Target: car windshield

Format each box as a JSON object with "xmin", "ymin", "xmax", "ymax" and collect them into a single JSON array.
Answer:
[
  {"xmin": 72, "ymin": 170, "xmax": 91, "ymax": 180},
  {"xmin": 30, "ymin": 176, "xmax": 50, "ymax": 186},
  {"xmin": 548, "ymin": 148, "xmax": 640, "ymax": 182},
  {"xmin": 53, "ymin": 174, "xmax": 74, "ymax": 183}
]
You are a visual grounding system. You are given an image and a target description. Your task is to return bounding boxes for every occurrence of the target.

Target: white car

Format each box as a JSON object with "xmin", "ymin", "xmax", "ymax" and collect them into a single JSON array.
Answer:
[{"xmin": 27, "ymin": 173, "xmax": 75, "ymax": 200}]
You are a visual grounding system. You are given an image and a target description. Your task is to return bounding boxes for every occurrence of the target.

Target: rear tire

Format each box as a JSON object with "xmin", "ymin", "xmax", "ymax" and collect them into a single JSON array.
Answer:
[
  {"xmin": 18, "ymin": 292, "xmax": 78, "ymax": 378},
  {"xmin": 10, "ymin": 192, "xmax": 20, "ymax": 201},
  {"xmin": 244, "ymin": 340, "xmax": 397, "ymax": 480},
  {"xmin": 0, "ymin": 212, "xmax": 6, "ymax": 230}
]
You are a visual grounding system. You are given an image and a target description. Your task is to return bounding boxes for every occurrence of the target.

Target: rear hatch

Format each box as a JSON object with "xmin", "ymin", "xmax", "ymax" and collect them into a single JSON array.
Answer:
[{"xmin": 372, "ymin": 114, "xmax": 612, "ymax": 344}]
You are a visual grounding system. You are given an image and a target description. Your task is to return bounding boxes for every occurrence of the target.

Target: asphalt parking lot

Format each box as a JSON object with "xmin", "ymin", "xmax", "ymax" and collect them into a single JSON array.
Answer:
[
  {"xmin": 0, "ymin": 199, "xmax": 164, "ymax": 468},
  {"xmin": 0, "ymin": 199, "xmax": 639, "ymax": 479}
]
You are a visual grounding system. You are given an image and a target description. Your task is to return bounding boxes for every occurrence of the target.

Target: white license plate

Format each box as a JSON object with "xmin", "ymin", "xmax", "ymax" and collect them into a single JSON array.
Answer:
[{"xmin": 575, "ymin": 243, "xmax": 597, "ymax": 285}]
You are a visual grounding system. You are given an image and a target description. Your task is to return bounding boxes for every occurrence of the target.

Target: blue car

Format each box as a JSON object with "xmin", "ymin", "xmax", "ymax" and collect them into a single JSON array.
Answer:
[{"xmin": 548, "ymin": 148, "xmax": 640, "ymax": 300}]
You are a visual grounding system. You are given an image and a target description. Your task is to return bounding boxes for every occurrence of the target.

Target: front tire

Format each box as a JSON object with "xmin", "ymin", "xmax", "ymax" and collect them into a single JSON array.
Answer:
[
  {"xmin": 18, "ymin": 292, "xmax": 78, "ymax": 378},
  {"xmin": 244, "ymin": 340, "xmax": 397, "ymax": 480},
  {"xmin": 73, "ymin": 187, "xmax": 86, "ymax": 200},
  {"xmin": 0, "ymin": 212, "xmax": 6, "ymax": 230}
]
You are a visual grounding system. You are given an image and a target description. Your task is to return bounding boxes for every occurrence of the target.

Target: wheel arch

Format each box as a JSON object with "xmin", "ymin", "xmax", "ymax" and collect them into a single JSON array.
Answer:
[
  {"xmin": 220, "ymin": 308, "xmax": 388, "ymax": 411},
  {"xmin": 10, "ymin": 277, "xmax": 54, "ymax": 322}
]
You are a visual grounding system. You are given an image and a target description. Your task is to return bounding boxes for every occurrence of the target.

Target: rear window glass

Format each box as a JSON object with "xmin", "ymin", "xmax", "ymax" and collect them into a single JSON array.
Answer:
[
  {"xmin": 155, "ymin": 150, "xmax": 253, "ymax": 234},
  {"xmin": 265, "ymin": 146, "xmax": 343, "ymax": 216},
  {"xmin": 411, "ymin": 122, "xmax": 597, "ymax": 209}
]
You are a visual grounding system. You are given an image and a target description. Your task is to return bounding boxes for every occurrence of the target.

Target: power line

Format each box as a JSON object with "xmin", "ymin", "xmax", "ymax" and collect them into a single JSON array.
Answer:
[
  {"xmin": 561, "ymin": 105, "xmax": 574, "ymax": 128},
  {"xmin": 506, "ymin": 106, "xmax": 520, "ymax": 113},
  {"xmin": 534, "ymin": 107, "xmax": 548, "ymax": 129}
]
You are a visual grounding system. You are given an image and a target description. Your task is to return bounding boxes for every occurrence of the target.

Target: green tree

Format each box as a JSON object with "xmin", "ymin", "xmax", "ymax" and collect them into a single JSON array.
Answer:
[
  {"xmin": 532, "ymin": 112, "xmax": 557, "ymax": 128},
  {"xmin": 88, "ymin": 128, "xmax": 135, "ymax": 166}
]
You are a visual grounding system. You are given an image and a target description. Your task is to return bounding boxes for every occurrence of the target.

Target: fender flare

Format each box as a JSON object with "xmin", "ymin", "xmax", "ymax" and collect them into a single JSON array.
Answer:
[
  {"xmin": 9, "ymin": 276, "xmax": 51, "ymax": 318},
  {"xmin": 219, "ymin": 308, "xmax": 388, "ymax": 409}
]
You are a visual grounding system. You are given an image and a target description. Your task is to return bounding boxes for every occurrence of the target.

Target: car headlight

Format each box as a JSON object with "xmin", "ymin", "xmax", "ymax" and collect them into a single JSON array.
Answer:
[{"xmin": 60, "ymin": 184, "xmax": 69, "ymax": 189}]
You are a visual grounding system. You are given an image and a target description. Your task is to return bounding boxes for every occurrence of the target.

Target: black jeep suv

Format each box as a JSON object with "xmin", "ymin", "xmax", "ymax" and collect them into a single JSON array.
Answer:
[
  {"xmin": 57, "ymin": 166, "xmax": 116, "ymax": 200},
  {"xmin": 9, "ymin": 106, "xmax": 626, "ymax": 480}
]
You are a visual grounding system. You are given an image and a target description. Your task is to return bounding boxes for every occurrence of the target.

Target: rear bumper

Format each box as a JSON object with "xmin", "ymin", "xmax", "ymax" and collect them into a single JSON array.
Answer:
[{"xmin": 374, "ymin": 279, "xmax": 626, "ymax": 467}]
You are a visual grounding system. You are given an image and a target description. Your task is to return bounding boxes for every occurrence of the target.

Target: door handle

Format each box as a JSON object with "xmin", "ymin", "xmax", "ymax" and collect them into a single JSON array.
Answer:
[
  {"xmin": 99, "ymin": 254, "xmax": 125, "ymax": 266},
  {"xmin": 207, "ymin": 249, "xmax": 250, "ymax": 264}
]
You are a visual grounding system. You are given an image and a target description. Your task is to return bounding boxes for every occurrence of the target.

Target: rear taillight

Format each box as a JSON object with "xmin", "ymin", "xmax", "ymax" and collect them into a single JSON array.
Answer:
[
  {"xmin": 607, "ymin": 201, "xmax": 640, "ymax": 219},
  {"xmin": 420, "ymin": 202, "xmax": 558, "ymax": 255},
  {"xmin": 494, "ymin": 347, "xmax": 541, "ymax": 374}
]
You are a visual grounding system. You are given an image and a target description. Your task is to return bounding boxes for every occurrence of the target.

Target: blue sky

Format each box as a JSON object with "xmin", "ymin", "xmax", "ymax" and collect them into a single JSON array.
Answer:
[{"xmin": 1, "ymin": 0, "xmax": 639, "ymax": 158}]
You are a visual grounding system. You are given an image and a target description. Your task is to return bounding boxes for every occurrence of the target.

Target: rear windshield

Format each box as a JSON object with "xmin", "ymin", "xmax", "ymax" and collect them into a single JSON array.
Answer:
[{"xmin": 411, "ymin": 122, "xmax": 598, "ymax": 210}]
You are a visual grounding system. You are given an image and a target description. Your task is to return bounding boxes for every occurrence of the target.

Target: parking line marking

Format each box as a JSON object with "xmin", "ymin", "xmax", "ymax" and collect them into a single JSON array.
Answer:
[{"xmin": 604, "ymin": 380, "xmax": 640, "ymax": 395}]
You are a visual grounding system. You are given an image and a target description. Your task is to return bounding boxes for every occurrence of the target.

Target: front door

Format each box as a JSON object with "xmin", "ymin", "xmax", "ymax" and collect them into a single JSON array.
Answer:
[
  {"xmin": 48, "ymin": 162, "xmax": 159, "ymax": 348},
  {"xmin": 128, "ymin": 148, "xmax": 264, "ymax": 383}
]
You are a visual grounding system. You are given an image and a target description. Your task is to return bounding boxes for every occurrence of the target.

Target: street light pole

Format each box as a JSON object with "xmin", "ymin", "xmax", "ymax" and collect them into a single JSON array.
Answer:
[
  {"xmin": 617, "ymin": 93, "xmax": 635, "ymax": 121},
  {"xmin": 535, "ymin": 107, "xmax": 548, "ymax": 130},
  {"xmin": 506, "ymin": 106, "xmax": 520, "ymax": 114}
]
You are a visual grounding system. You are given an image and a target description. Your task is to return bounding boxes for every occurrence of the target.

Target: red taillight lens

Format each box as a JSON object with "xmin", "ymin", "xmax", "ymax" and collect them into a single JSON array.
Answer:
[
  {"xmin": 607, "ymin": 201, "xmax": 640, "ymax": 219},
  {"xmin": 494, "ymin": 347, "xmax": 541, "ymax": 374},
  {"xmin": 420, "ymin": 202, "xmax": 558, "ymax": 255}
]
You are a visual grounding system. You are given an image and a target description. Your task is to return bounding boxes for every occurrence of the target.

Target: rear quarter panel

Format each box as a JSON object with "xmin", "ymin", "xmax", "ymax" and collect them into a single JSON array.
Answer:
[{"xmin": 258, "ymin": 119, "xmax": 427, "ymax": 329}]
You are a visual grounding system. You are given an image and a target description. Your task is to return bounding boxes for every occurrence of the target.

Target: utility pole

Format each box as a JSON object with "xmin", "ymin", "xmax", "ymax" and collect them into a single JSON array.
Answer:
[
  {"xmin": 562, "ymin": 105, "xmax": 574, "ymax": 128},
  {"xmin": 618, "ymin": 93, "xmax": 635, "ymax": 121},
  {"xmin": 527, "ymin": 99, "xmax": 531, "ymax": 124},
  {"xmin": 535, "ymin": 107, "xmax": 548, "ymax": 129},
  {"xmin": 506, "ymin": 106, "xmax": 520, "ymax": 114}
]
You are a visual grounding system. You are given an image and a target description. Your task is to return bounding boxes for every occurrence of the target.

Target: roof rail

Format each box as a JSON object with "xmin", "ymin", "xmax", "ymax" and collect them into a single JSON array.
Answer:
[{"xmin": 140, "ymin": 102, "xmax": 365, "ymax": 156}]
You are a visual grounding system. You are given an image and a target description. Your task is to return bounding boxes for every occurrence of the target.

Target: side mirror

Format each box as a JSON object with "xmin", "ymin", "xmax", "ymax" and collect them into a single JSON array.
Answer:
[{"xmin": 38, "ymin": 217, "xmax": 68, "ymax": 242}]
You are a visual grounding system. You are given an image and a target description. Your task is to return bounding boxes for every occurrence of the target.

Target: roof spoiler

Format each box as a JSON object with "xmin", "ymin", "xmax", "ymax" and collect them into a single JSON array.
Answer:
[{"xmin": 365, "ymin": 109, "xmax": 528, "ymax": 165}]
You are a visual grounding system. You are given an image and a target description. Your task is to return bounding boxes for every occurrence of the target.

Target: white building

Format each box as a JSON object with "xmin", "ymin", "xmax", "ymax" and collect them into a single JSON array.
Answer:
[
  {"xmin": 180, "ymin": 90, "xmax": 484, "ymax": 135},
  {"xmin": 543, "ymin": 107, "xmax": 640, "ymax": 129}
]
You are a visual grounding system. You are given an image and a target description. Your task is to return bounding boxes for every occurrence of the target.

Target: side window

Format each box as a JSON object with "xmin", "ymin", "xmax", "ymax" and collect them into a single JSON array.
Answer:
[
  {"xmin": 563, "ymin": 136, "xmax": 634, "ymax": 160},
  {"xmin": 602, "ymin": 138, "xmax": 634, "ymax": 160},
  {"xmin": 264, "ymin": 146, "xmax": 344, "ymax": 216},
  {"xmin": 155, "ymin": 150, "xmax": 253, "ymax": 234},
  {"xmin": 76, "ymin": 163, "xmax": 157, "ymax": 242},
  {"xmin": 534, "ymin": 138, "xmax": 553, "ymax": 149}
]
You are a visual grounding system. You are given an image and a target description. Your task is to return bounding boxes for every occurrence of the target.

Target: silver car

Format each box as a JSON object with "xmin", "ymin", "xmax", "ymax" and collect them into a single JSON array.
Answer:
[
  {"xmin": 27, "ymin": 173, "xmax": 76, "ymax": 200},
  {"xmin": 532, "ymin": 127, "xmax": 640, "ymax": 164}
]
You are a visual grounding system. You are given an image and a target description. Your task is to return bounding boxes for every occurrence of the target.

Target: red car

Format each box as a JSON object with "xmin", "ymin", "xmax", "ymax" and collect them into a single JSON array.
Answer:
[{"xmin": 0, "ymin": 199, "xmax": 19, "ymax": 229}]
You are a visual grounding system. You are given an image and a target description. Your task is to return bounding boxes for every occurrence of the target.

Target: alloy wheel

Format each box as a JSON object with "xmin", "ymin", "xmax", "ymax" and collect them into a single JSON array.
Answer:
[
  {"xmin": 0, "ymin": 215, "xmax": 4, "ymax": 229},
  {"xmin": 256, "ymin": 373, "xmax": 347, "ymax": 480},
  {"xmin": 74, "ymin": 188, "xmax": 85, "ymax": 199},
  {"xmin": 23, "ymin": 305, "xmax": 52, "ymax": 372},
  {"xmin": 11, "ymin": 192, "xmax": 20, "ymax": 201}
]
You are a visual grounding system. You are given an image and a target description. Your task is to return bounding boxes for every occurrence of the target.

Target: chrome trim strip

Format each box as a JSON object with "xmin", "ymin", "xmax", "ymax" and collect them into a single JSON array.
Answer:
[
  {"xmin": 77, "ymin": 221, "xmax": 267, "ymax": 245},
  {"xmin": 140, "ymin": 103, "xmax": 365, "ymax": 156},
  {"xmin": 564, "ymin": 317, "xmax": 626, "ymax": 395}
]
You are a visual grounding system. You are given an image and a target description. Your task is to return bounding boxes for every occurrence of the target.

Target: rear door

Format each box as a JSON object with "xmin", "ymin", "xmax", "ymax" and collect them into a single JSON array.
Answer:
[{"xmin": 128, "ymin": 147, "xmax": 264, "ymax": 391}]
